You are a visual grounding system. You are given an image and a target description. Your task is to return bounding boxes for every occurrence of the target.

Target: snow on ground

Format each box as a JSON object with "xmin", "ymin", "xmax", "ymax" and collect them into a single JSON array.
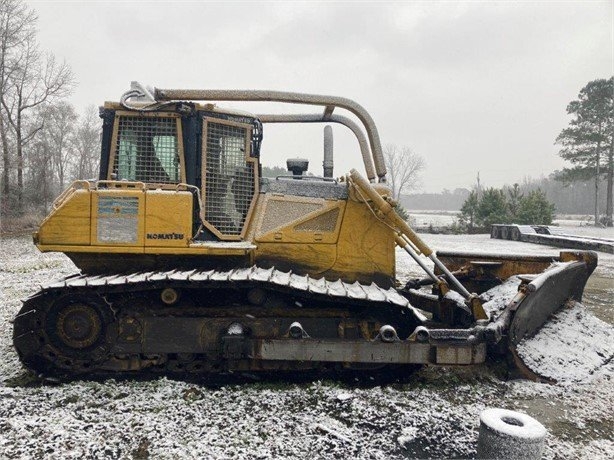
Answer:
[
  {"xmin": 1, "ymin": 233, "xmax": 613, "ymax": 459},
  {"xmin": 551, "ymin": 222, "xmax": 614, "ymax": 240}
]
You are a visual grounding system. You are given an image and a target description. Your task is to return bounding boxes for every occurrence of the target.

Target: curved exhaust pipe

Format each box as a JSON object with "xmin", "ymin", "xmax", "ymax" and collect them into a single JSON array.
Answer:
[
  {"xmin": 152, "ymin": 87, "xmax": 387, "ymax": 182},
  {"xmin": 258, "ymin": 113, "xmax": 376, "ymax": 182}
]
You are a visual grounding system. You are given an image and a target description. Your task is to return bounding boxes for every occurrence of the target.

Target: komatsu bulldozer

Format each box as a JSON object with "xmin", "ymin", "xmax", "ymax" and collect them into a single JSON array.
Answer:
[{"xmin": 12, "ymin": 83, "xmax": 597, "ymax": 380}]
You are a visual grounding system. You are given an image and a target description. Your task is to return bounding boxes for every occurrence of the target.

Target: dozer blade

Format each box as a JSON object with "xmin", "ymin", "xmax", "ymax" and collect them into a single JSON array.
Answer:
[{"xmin": 507, "ymin": 252, "xmax": 598, "ymax": 381}]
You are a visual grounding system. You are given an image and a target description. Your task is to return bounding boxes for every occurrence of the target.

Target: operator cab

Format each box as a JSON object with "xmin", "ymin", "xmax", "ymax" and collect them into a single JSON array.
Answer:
[{"xmin": 99, "ymin": 104, "xmax": 262, "ymax": 241}]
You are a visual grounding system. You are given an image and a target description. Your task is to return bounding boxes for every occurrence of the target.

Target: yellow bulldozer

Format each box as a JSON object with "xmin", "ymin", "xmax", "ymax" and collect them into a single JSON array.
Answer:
[{"xmin": 13, "ymin": 83, "xmax": 597, "ymax": 379}]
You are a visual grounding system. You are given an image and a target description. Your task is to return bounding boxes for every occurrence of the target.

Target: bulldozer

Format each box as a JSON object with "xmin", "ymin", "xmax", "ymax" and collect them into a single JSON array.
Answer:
[{"xmin": 12, "ymin": 83, "xmax": 597, "ymax": 380}]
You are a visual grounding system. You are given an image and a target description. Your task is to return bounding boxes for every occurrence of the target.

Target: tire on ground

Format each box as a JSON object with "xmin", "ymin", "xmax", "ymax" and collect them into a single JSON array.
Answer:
[{"xmin": 477, "ymin": 408, "xmax": 547, "ymax": 460}]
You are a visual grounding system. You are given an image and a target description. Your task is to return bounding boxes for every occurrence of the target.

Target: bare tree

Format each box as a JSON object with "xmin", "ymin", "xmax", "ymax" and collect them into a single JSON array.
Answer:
[
  {"xmin": 383, "ymin": 144, "xmax": 425, "ymax": 200},
  {"xmin": 0, "ymin": 110, "xmax": 14, "ymax": 210},
  {"xmin": 0, "ymin": 0, "xmax": 36, "ymax": 209},
  {"xmin": 24, "ymin": 126, "xmax": 52, "ymax": 212},
  {"xmin": 0, "ymin": 17, "xmax": 74, "ymax": 211},
  {"xmin": 43, "ymin": 101, "xmax": 77, "ymax": 190},
  {"xmin": 72, "ymin": 105, "xmax": 100, "ymax": 180}
]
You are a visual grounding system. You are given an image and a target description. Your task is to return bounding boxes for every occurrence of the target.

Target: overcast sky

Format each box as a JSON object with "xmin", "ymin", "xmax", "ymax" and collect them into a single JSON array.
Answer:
[{"xmin": 27, "ymin": 1, "xmax": 612, "ymax": 193}]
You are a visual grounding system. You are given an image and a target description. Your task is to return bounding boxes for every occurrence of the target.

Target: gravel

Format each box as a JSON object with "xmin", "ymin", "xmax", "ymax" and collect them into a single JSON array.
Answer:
[{"xmin": 1, "ymin": 233, "xmax": 612, "ymax": 459}]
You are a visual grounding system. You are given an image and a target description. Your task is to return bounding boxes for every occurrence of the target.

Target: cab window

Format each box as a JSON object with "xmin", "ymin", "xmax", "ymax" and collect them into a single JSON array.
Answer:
[{"xmin": 113, "ymin": 116, "xmax": 181, "ymax": 183}]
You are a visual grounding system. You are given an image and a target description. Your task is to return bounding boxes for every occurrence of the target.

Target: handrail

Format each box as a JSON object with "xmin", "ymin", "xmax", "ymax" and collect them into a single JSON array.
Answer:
[
  {"xmin": 96, "ymin": 180, "xmax": 147, "ymax": 191},
  {"xmin": 51, "ymin": 180, "xmax": 91, "ymax": 210},
  {"xmin": 153, "ymin": 87, "xmax": 387, "ymax": 182},
  {"xmin": 257, "ymin": 113, "xmax": 377, "ymax": 183},
  {"xmin": 275, "ymin": 175, "xmax": 338, "ymax": 183}
]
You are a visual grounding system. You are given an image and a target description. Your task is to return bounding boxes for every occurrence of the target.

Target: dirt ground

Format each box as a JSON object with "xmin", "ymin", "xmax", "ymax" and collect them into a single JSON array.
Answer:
[{"xmin": 0, "ymin": 232, "xmax": 612, "ymax": 459}]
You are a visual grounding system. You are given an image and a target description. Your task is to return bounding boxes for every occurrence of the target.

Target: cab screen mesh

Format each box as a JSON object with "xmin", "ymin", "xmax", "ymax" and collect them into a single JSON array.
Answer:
[
  {"xmin": 204, "ymin": 121, "xmax": 255, "ymax": 236},
  {"xmin": 113, "ymin": 116, "xmax": 180, "ymax": 184}
]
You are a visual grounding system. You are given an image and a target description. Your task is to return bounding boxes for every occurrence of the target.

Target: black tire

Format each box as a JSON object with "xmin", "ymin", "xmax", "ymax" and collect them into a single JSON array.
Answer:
[
  {"xmin": 500, "ymin": 226, "xmax": 509, "ymax": 240},
  {"xmin": 511, "ymin": 227, "xmax": 521, "ymax": 241}
]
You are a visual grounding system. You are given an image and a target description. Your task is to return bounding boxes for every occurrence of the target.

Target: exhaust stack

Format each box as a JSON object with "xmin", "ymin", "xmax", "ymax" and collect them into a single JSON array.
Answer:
[{"xmin": 323, "ymin": 125, "xmax": 333, "ymax": 178}]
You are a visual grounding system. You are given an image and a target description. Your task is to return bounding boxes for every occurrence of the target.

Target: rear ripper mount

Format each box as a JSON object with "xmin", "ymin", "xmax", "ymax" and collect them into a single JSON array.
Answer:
[{"xmin": 12, "ymin": 83, "xmax": 599, "ymax": 380}]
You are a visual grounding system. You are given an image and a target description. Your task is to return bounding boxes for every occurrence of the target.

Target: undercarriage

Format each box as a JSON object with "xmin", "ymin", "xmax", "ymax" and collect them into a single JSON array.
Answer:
[{"xmin": 13, "ymin": 267, "xmax": 493, "ymax": 377}]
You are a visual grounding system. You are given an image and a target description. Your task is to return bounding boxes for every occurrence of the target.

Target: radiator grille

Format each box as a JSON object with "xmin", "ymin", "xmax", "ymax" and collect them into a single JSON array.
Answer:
[
  {"xmin": 259, "ymin": 201, "xmax": 323, "ymax": 235},
  {"xmin": 294, "ymin": 208, "xmax": 340, "ymax": 232},
  {"xmin": 113, "ymin": 116, "xmax": 180, "ymax": 184},
  {"xmin": 204, "ymin": 121, "xmax": 255, "ymax": 236}
]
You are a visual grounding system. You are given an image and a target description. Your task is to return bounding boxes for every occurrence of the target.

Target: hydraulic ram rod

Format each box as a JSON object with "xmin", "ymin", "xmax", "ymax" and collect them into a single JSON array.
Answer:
[
  {"xmin": 349, "ymin": 169, "xmax": 485, "ymax": 318},
  {"xmin": 395, "ymin": 235, "xmax": 439, "ymax": 283}
]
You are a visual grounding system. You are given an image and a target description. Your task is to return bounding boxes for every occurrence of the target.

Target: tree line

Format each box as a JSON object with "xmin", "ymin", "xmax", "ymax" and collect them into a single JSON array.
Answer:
[
  {"xmin": 1, "ymin": 0, "xmax": 99, "ymax": 217},
  {"xmin": 403, "ymin": 76, "xmax": 613, "ymax": 228},
  {"xmin": 458, "ymin": 185, "xmax": 554, "ymax": 231},
  {"xmin": 401, "ymin": 174, "xmax": 609, "ymax": 216}
]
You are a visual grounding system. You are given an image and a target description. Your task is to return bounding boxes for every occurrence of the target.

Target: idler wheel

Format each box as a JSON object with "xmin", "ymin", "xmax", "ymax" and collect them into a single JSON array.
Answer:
[
  {"xmin": 56, "ymin": 304, "xmax": 102, "ymax": 349},
  {"xmin": 45, "ymin": 295, "xmax": 114, "ymax": 360}
]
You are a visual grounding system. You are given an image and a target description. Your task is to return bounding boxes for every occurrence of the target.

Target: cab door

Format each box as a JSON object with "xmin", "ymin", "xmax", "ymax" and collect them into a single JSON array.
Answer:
[{"xmin": 201, "ymin": 117, "xmax": 258, "ymax": 240}]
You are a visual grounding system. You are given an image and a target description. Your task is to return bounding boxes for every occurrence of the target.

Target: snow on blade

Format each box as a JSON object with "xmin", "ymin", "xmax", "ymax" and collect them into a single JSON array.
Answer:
[
  {"xmin": 443, "ymin": 289, "xmax": 468, "ymax": 312},
  {"xmin": 515, "ymin": 301, "xmax": 614, "ymax": 383},
  {"xmin": 480, "ymin": 276, "xmax": 522, "ymax": 318}
]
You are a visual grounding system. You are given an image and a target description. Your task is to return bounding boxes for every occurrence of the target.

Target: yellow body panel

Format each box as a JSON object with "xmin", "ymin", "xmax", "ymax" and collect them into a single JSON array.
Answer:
[
  {"xmin": 330, "ymin": 199, "xmax": 395, "ymax": 286},
  {"xmin": 250, "ymin": 188, "xmax": 395, "ymax": 286},
  {"xmin": 37, "ymin": 183, "xmax": 197, "ymax": 254},
  {"xmin": 37, "ymin": 244, "xmax": 254, "ymax": 258},
  {"xmin": 253, "ymin": 195, "xmax": 344, "ymax": 244},
  {"xmin": 145, "ymin": 190, "xmax": 193, "ymax": 247},
  {"xmin": 37, "ymin": 188, "xmax": 91, "ymax": 246},
  {"xmin": 255, "ymin": 242, "xmax": 337, "ymax": 276},
  {"xmin": 41, "ymin": 245, "xmax": 145, "ymax": 254},
  {"xmin": 36, "ymin": 179, "xmax": 396, "ymax": 286}
]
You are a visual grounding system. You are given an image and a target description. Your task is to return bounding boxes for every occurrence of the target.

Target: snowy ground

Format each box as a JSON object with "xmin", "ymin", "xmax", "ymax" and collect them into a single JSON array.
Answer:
[{"xmin": 1, "ymin": 231, "xmax": 613, "ymax": 459}]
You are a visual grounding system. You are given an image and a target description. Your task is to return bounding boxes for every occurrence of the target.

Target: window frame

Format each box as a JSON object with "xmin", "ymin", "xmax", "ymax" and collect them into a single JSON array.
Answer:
[
  {"xmin": 201, "ymin": 116, "xmax": 259, "ymax": 241},
  {"xmin": 107, "ymin": 111, "xmax": 186, "ymax": 186}
]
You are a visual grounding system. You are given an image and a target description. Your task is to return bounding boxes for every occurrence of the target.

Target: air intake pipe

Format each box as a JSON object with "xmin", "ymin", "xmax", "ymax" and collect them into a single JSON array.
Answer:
[{"xmin": 152, "ymin": 87, "xmax": 388, "ymax": 181}]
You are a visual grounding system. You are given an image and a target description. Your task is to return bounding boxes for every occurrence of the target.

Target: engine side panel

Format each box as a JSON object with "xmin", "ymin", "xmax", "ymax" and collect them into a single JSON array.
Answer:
[
  {"xmin": 36, "ymin": 184, "xmax": 194, "ymax": 254},
  {"xmin": 37, "ymin": 188, "xmax": 91, "ymax": 246}
]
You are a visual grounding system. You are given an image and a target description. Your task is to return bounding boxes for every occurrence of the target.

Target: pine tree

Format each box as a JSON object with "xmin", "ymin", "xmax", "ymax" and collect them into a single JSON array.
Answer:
[
  {"xmin": 476, "ymin": 188, "xmax": 510, "ymax": 227},
  {"xmin": 516, "ymin": 189, "xmax": 555, "ymax": 225},
  {"xmin": 556, "ymin": 77, "xmax": 614, "ymax": 226},
  {"xmin": 459, "ymin": 190, "xmax": 479, "ymax": 230},
  {"xmin": 506, "ymin": 183, "xmax": 523, "ymax": 221}
]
